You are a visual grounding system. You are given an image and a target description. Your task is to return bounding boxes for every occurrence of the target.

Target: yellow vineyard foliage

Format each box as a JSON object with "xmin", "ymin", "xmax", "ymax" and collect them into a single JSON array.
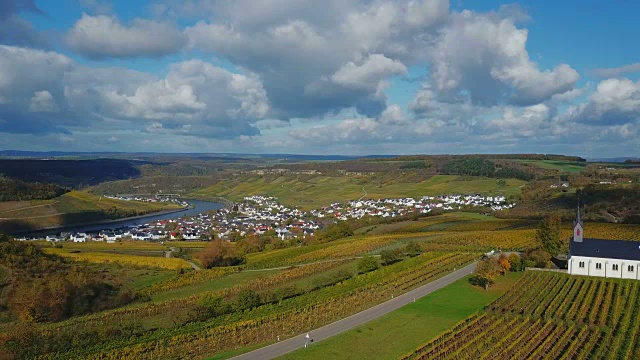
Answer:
[{"xmin": 44, "ymin": 248, "xmax": 191, "ymax": 270}]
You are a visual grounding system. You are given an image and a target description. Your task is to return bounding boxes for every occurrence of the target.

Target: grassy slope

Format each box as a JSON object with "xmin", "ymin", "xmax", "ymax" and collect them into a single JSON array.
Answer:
[
  {"xmin": 278, "ymin": 272, "xmax": 523, "ymax": 360},
  {"xmin": 191, "ymin": 175, "xmax": 525, "ymax": 211},
  {"xmin": 0, "ymin": 191, "xmax": 181, "ymax": 231},
  {"xmin": 514, "ymin": 159, "xmax": 587, "ymax": 173}
]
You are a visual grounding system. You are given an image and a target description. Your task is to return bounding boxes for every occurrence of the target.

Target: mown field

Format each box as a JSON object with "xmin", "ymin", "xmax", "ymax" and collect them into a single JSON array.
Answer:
[
  {"xmin": 402, "ymin": 271, "xmax": 640, "ymax": 360},
  {"xmin": 0, "ymin": 191, "xmax": 181, "ymax": 232},
  {"xmin": 513, "ymin": 160, "xmax": 587, "ymax": 173},
  {"xmin": 190, "ymin": 175, "xmax": 526, "ymax": 211},
  {"xmin": 3, "ymin": 213, "xmax": 640, "ymax": 359}
]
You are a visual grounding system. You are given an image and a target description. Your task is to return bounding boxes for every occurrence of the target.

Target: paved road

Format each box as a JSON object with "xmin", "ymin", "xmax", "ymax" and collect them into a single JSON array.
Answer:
[{"xmin": 230, "ymin": 262, "xmax": 478, "ymax": 360}]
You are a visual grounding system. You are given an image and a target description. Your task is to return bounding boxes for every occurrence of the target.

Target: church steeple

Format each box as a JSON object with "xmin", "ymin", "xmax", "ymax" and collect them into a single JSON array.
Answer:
[{"xmin": 573, "ymin": 201, "xmax": 583, "ymax": 242}]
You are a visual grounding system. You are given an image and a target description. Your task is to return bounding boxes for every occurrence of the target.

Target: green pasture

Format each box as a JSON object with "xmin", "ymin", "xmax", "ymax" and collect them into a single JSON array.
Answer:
[{"xmin": 514, "ymin": 160, "xmax": 587, "ymax": 173}]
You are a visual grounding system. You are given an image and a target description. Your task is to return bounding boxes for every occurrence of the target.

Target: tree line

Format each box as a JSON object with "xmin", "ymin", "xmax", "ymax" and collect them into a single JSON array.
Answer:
[{"xmin": 0, "ymin": 177, "xmax": 68, "ymax": 201}]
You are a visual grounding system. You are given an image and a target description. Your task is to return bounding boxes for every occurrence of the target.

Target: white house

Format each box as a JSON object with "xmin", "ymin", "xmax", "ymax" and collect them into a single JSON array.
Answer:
[
  {"xmin": 72, "ymin": 233, "xmax": 87, "ymax": 243},
  {"xmin": 568, "ymin": 206, "xmax": 640, "ymax": 280}
]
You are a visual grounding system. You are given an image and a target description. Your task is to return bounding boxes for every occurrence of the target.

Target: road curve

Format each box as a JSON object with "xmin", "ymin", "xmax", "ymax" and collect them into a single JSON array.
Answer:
[{"xmin": 230, "ymin": 261, "xmax": 478, "ymax": 360}]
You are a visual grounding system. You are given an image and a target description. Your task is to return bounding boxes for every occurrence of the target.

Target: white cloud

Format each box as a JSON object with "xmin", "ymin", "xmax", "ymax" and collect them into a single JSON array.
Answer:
[
  {"xmin": 428, "ymin": 10, "xmax": 579, "ymax": 106},
  {"xmin": 331, "ymin": 54, "xmax": 407, "ymax": 92},
  {"xmin": 67, "ymin": 13, "xmax": 187, "ymax": 59},
  {"xmin": 379, "ymin": 104, "xmax": 407, "ymax": 125},
  {"xmin": 568, "ymin": 78, "xmax": 640, "ymax": 125},
  {"xmin": 29, "ymin": 90, "xmax": 58, "ymax": 112},
  {"xmin": 0, "ymin": 45, "xmax": 269, "ymax": 138}
]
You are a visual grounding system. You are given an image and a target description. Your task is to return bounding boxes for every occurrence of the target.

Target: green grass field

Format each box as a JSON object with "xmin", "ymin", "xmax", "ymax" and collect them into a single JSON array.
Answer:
[
  {"xmin": 514, "ymin": 160, "xmax": 587, "ymax": 173},
  {"xmin": 0, "ymin": 191, "xmax": 181, "ymax": 232},
  {"xmin": 191, "ymin": 175, "xmax": 525, "ymax": 210},
  {"xmin": 278, "ymin": 272, "xmax": 523, "ymax": 360}
]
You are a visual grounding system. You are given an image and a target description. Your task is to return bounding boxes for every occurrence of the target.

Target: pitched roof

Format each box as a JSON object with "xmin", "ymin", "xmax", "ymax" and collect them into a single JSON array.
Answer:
[{"xmin": 570, "ymin": 238, "xmax": 640, "ymax": 261}]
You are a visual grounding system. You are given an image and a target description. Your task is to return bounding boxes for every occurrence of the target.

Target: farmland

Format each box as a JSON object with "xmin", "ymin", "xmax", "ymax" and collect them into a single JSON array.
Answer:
[
  {"xmin": 2, "ymin": 212, "xmax": 640, "ymax": 359},
  {"xmin": 402, "ymin": 271, "xmax": 640, "ymax": 359},
  {"xmin": 279, "ymin": 272, "xmax": 523, "ymax": 360}
]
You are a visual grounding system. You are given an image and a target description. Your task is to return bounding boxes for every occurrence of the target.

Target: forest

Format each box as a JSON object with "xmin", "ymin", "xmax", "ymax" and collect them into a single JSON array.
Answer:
[{"xmin": 0, "ymin": 178, "xmax": 68, "ymax": 201}]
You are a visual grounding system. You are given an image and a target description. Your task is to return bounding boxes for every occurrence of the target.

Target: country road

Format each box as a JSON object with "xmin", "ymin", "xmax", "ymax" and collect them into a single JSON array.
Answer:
[
  {"xmin": 166, "ymin": 246, "xmax": 201, "ymax": 271},
  {"xmin": 230, "ymin": 262, "xmax": 478, "ymax": 360}
]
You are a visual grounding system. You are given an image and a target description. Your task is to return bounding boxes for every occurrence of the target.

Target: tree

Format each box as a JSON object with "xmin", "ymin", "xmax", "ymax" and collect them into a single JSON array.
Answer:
[
  {"xmin": 196, "ymin": 240, "xmax": 245, "ymax": 268},
  {"xmin": 472, "ymin": 258, "xmax": 501, "ymax": 290},
  {"xmin": 527, "ymin": 248, "xmax": 551, "ymax": 268},
  {"xmin": 508, "ymin": 253, "xmax": 522, "ymax": 272},
  {"xmin": 235, "ymin": 289, "xmax": 261, "ymax": 311},
  {"xmin": 537, "ymin": 213, "xmax": 562, "ymax": 256},
  {"xmin": 357, "ymin": 256, "xmax": 379, "ymax": 274},
  {"xmin": 498, "ymin": 254, "xmax": 511, "ymax": 274}
]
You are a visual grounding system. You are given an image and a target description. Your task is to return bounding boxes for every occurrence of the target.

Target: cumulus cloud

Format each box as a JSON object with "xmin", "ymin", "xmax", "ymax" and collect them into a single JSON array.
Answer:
[
  {"xmin": 67, "ymin": 13, "xmax": 187, "ymax": 59},
  {"xmin": 331, "ymin": 54, "xmax": 407, "ymax": 92},
  {"xmin": 568, "ymin": 78, "xmax": 640, "ymax": 125},
  {"xmin": 428, "ymin": 10, "xmax": 579, "ymax": 106},
  {"xmin": 379, "ymin": 105, "xmax": 407, "ymax": 125},
  {"xmin": 186, "ymin": 0, "xmax": 448, "ymax": 120},
  {"xmin": 29, "ymin": 90, "xmax": 59, "ymax": 112},
  {"xmin": 0, "ymin": 45, "xmax": 269, "ymax": 138}
]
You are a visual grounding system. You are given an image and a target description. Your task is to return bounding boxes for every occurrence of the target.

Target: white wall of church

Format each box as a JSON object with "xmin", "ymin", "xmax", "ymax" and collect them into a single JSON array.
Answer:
[{"xmin": 569, "ymin": 256, "xmax": 640, "ymax": 280}]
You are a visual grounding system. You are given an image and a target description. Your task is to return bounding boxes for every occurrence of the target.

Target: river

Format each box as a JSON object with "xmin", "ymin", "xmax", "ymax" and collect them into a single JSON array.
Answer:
[{"xmin": 23, "ymin": 199, "xmax": 224, "ymax": 237}]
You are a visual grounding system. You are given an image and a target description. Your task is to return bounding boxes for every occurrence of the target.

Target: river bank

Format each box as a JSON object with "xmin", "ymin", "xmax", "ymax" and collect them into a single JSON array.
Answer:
[{"xmin": 16, "ymin": 199, "xmax": 225, "ymax": 237}]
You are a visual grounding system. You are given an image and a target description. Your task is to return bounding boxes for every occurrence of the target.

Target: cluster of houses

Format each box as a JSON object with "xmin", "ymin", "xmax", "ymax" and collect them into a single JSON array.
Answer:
[
  {"xmin": 310, "ymin": 195, "xmax": 514, "ymax": 220},
  {"xmin": 103, "ymin": 195, "xmax": 189, "ymax": 207},
  {"xmin": 17, "ymin": 193, "xmax": 514, "ymax": 243}
]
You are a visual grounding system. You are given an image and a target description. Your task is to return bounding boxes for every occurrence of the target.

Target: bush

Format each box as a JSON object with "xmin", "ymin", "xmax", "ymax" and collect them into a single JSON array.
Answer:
[
  {"xmin": 310, "ymin": 270, "xmax": 353, "ymax": 290},
  {"xmin": 508, "ymin": 253, "xmax": 523, "ymax": 271},
  {"xmin": 199, "ymin": 295, "xmax": 232, "ymax": 317},
  {"xmin": 404, "ymin": 241, "xmax": 422, "ymax": 257},
  {"xmin": 380, "ymin": 248, "xmax": 404, "ymax": 266},
  {"xmin": 317, "ymin": 221, "xmax": 354, "ymax": 242},
  {"xmin": 235, "ymin": 290, "xmax": 261, "ymax": 311},
  {"xmin": 357, "ymin": 256, "xmax": 379, "ymax": 274}
]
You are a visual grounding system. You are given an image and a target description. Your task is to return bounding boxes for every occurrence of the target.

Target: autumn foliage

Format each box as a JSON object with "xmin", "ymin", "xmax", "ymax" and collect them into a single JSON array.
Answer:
[{"xmin": 196, "ymin": 240, "xmax": 245, "ymax": 268}]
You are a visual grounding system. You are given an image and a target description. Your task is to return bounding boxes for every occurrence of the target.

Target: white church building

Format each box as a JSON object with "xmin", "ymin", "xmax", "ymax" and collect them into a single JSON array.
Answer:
[{"xmin": 568, "ymin": 207, "xmax": 640, "ymax": 280}]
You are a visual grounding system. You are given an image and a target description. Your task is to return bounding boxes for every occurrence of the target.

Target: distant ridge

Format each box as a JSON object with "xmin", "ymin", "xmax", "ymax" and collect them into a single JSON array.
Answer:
[
  {"xmin": 0, "ymin": 150, "xmax": 396, "ymax": 161},
  {"xmin": 587, "ymin": 157, "xmax": 640, "ymax": 163}
]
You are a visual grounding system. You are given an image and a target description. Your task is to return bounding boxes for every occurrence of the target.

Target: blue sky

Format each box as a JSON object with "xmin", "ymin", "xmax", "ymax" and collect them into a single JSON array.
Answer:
[{"xmin": 1, "ymin": 0, "xmax": 639, "ymax": 157}]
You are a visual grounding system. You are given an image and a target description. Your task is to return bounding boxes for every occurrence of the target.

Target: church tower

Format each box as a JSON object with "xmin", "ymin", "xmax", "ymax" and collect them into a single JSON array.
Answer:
[{"xmin": 573, "ymin": 203, "xmax": 583, "ymax": 242}]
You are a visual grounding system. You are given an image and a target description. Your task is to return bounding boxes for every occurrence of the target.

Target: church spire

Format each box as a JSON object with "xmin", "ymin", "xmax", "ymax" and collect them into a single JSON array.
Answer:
[
  {"xmin": 573, "ymin": 201, "xmax": 583, "ymax": 227},
  {"xmin": 573, "ymin": 200, "xmax": 584, "ymax": 242}
]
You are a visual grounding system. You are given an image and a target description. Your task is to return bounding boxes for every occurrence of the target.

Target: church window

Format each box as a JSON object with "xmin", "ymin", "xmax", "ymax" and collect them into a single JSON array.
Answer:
[
  {"xmin": 579, "ymin": 261, "xmax": 585, "ymax": 268},
  {"xmin": 629, "ymin": 265, "xmax": 635, "ymax": 272},
  {"xmin": 596, "ymin": 263, "xmax": 602, "ymax": 270},
  {"xmin": 613, "ymin": 264, "xmax": 619, "ymax": 271}
]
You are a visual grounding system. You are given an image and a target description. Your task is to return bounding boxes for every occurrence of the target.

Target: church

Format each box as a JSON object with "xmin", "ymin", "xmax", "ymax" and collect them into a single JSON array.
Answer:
[{"xmin": 568, "ymin": 206, "xmax": 640, "ymax": 279}]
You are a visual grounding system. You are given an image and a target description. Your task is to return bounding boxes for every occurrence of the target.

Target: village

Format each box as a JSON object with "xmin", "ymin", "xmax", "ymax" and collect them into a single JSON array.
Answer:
[{"xmin": 19, "ymin": 194, "xmax": 514, "ymax": 243}]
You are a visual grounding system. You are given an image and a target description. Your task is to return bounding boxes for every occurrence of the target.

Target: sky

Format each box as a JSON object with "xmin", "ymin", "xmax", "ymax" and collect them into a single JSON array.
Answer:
[{"xmin": 1, "ymin": 0, "xmax": 639, "ymax": 157}]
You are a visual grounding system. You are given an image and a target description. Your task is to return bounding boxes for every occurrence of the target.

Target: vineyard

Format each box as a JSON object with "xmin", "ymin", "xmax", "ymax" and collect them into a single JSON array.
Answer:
[
  {"xmin": 2, "ymin": 252, "xmax": 477, "ymax": 359},
  {"xmin": 43, "ymin": 248, "xmax": 192, "ymax": 270},
  {"xmin": 401, "ymin": 271, "xmax": 640, "ymax": 359}
]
